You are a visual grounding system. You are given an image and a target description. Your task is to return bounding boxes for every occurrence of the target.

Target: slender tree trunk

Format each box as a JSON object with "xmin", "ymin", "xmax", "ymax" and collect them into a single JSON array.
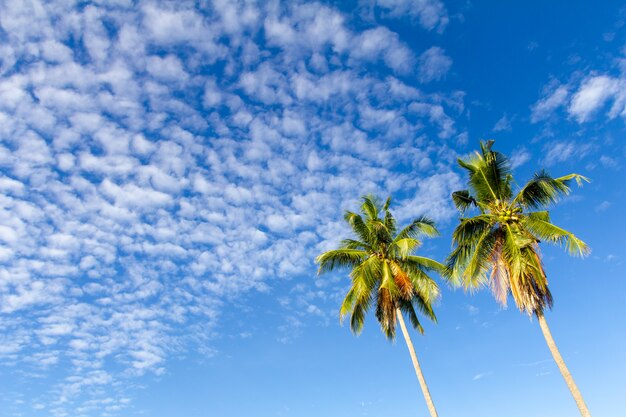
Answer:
[
  {"xmin": 396, "ymin": 308, "xmax": 438, "ymax": 417},
  {"xmin": 537, "ymin": 313, "xmax": 592, "ymax": 417}
]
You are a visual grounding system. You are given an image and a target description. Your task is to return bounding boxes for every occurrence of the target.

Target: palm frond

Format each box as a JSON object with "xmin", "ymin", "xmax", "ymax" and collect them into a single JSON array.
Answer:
[
  {"xmin": 391, "ymin": 238, "xmax": 420, "ymax": 259},
  {"xmin": 393, "ymin": 216, "xmax": 439, "ymax": 243},
  {"xmin": 404, "ymin": 266, "xmax": 440, "ymax": 304},
  {"xmin": 316, "ymin": 249, "xmax": 368, "ymax": 274},
  {"xmin": 397, "ymin": 299, "xmax": 425, "ymax": 334},
  {"xmin": 451, "ymin": 215, "xmax": 493, "ymax": 245},
  {"xmin": 370, "ymin": 218, "xmax": 393, "ymax": 245},
  {"xmin": 344, "ymin": 211, "xmax": 372, "ymax": 245},
  {"xmin": 462, "ymin": 226, "xmax": 497, "ymax": 289},
  {"xmin": 380, "ymin": 260, "xmax": 400, "ymax": 299},
  {"xmin": 339, "ymin": 287, "xmax": 357, "ymax": 323},
  {"xmin": 375, "ymin": 288, "xmax": 396, "ymax": 339},
  {"xmin": 339, "ymin": 239, "xmax": 370, "ymax": 250},
  {"xmin": 452, "ymin": 190, "xmax": 477, "ymax": 213},
  {"xmin": 489, "ymin": 236, "xmax": 510, "ymax": 306},
  {"xmin": 383, "ymin": 206, "xmax": 397, "ymax": 236},
  {"xmin": 513, "ymin": 171, "xmax": 589, "ymax": 209},
  {"xmin": 410, "ymin": 292, "xmax": 437, "ymax": 324},
  {"xmin": 389, "ymin": 260, "xmax": 414, "ymax": 299},
  {"xmin": 361, "ymin": 194, "xmax": 381, "ymax": 221},
  {"xmin": 522, "ymin": 212, "xmax": 590, "ymax": 256},
  {"xmin": 350, "ymin": 302, "xmax": 367, "ymax": 334},
  {"xmin": 458, "ymin": 140, "xmax": 512, "ymax": 203},
  {"xmin": 405, "ymin": 255, "xmax": 446, "ymax": 274}
]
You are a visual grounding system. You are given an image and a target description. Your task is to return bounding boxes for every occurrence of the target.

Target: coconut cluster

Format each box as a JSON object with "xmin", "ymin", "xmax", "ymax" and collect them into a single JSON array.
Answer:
[{"xmin": 492, "ymin": 199, "xmax": 522, "ymax": 223}]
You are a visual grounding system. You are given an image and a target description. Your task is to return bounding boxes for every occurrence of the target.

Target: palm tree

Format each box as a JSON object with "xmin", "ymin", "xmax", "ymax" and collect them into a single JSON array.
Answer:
[
  {"xmin": 316, "ymin": 195, "xmax": 444, "ymax": 417},
  {"xmin": 446, "ymin": 140, "xmax": 592, "ymax": 416}
]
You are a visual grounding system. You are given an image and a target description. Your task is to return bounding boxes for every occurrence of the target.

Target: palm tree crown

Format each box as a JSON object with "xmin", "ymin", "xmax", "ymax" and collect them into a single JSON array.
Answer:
[
  {"xmin": 446, "ymin": 140, "xmax": 589, "ymax": 315},
  {"xmin": 316, "ymin": 194, "xmax": 444, "ymax": 339}
]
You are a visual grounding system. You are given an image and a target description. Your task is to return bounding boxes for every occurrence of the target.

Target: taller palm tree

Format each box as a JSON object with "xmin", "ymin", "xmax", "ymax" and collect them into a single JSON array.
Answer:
[
  {"xmin": 316, "ymin": 195, "xmax": 444, "ymax": 417},
  {"xmin": 446, "ymin": 140, "xmax": 592, "ymax": 416}
]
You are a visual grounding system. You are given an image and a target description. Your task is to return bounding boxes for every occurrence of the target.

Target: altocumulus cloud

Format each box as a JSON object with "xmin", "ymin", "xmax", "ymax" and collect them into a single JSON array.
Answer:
[{"xmin": 0, "ymin": 0, "xmax": 465, "ymax": 415}]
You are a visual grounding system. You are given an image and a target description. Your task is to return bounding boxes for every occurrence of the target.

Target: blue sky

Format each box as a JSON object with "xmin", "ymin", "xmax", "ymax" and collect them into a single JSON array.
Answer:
[{"xmin": 0, "ymin": 0, "xmax": 624, "ymax": 416}]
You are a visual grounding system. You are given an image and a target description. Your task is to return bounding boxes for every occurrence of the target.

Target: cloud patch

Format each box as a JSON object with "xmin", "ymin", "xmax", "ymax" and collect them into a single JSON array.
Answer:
[{"xmin": 0, "ymin": 0, "xmax": 465, "ymax": 415}]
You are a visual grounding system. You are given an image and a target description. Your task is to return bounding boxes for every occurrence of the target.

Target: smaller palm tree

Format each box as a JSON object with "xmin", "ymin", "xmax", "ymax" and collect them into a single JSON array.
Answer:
[
  {"xmin": 316, "ymin": 195, "xmax": 444, "ymax": 417},
  {"xmin": 446, "ymin": 140, "xmax": 592, "ymax": 416}
]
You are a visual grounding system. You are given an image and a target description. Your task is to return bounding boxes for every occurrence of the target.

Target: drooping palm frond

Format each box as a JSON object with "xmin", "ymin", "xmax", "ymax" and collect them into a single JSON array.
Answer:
[
  {"xmin": 344, "ymin": 211, "xmax": 372, "ymax": 246},
  {"xmin": 452, "ymin": 190, "xmax": 477, "ymax": 213},
  {"xmin": 446, "ymin": 216, "xmax": 493, "ymax": 287},
  {"xmin": 350, "ymin": 301, "xmax": 367, "ymax": 334},
  {"xmin": 513, "ymin": 171, "xmax": 589, "ymax": 210},
  {"xmin": 463, "ymin": 229, "xmax": 497, "ymax": 284},
  {"xmin": 315, "ymin": 249, "xmax": 368, "ymax": 275},
  {"xmin": 397, "ymin": 298, "xmax": 425, "ymax": 334},
  {"xmin": 376, "ymin": 287, "xmax": 397, "ymax": 338},
  {"xmin": 451, "ymin": 215, "xmax": 493, "ymax": 245},
  {"xmin": 522, "ymin": 212, "xmax": 590, "ymax": 256}
]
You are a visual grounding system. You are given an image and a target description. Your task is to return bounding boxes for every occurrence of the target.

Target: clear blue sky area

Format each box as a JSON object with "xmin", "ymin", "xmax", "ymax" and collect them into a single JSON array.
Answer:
[{"xmin": 0, "ymin": 1, "xmax": 624, "ymax": 416}]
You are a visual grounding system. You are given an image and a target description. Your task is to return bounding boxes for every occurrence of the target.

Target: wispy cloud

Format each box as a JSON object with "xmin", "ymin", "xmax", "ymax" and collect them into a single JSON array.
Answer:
[
  {"xmin": 472, "ymin": 371, "xmax": 492, "ymax": 381},
  {"xmin": 418, "ymin": 46, "xmax": 453, "ymax": 83},
  {"xmin": 531, "ymin": 49, "xmax": 626, "ymax": 124},
  {"xmin": 492, "ymin": 114, "xmax": 512, "ymax": 132},
  {"xmin": 542, "ymin": 140, "xmax": 592, "ymax": 166},
  {"xmin": 368, "ymin": 0, "xmax": 449, "ymax": 33}
]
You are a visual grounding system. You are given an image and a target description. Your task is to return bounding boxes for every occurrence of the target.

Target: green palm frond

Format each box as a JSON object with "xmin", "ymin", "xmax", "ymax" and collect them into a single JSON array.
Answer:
[
  {"xmin": 391, "ymin": 238, "xmax": 420, "ymax": 259},
  {"xmin": 380, "ymin": 260, "xmax": 400, "ymax": 298},
  {"xmin": 350, "ymin": 302, "xmax": 367, "ymax": 334},
  {"xmin": 370, "ymin": 218, "xmax": 393, "ymax": 245},
  {"xmin": 463, "ymin": 230, "xmax": 497, "ymax": 286},
  {"xmin": 361, "ymin": 194, "xmax": 381, "ymax": 221},
  {"xmin": 393, "ymin": 216, "xmax": 439, "ymax": 242},
  {"xmin": 523, "ymin": 212, "xmax": 590, "ymax": 256},
  {"xmin": 405, "ymin": 255, "xmax": 446, "ymax": 273},
  {"xmin": 451, "ymin": 215, "xmax": 492, "ymax": 245},
  {"xmin": 339, "ymin": 287, "xmax": 357, "ymax": 322},
  {"xmin": 339, "ymin": 239, "xmax": 370, "ymax": 250},
  {"xmin": 397, "ymin": 299, "xmax": 425, "ymax": 334},
  {"xmin": 315, "ymin": 249, "xmax": 368, "ymax": 274},
  {"xmin": 513, "ymin": 171, "xmax": 589, "ymax": 209},
  {"xmin": 452, "ymin": 190, "xmax": 477, "ymax": 213},
  {"xmin": 458, "ymin": 140, "xmax": 512, "ymax": 204},
  {"xmin": 344, "ymin": 211, "xmax": 372, "ymax": 245},
  {"xmin": 410, "ymin": 292, "xmax": 437, "ymax": 323}
]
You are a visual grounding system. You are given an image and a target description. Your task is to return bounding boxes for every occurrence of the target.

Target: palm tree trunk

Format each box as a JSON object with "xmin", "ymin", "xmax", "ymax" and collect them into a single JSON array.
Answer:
[
  {"xmin": 396, "ymin": 308, "xmax": 438, "ymax": 417},
  {"xmin": 537, "ymin": 313, "xmax": 592, "ymax": 417}
]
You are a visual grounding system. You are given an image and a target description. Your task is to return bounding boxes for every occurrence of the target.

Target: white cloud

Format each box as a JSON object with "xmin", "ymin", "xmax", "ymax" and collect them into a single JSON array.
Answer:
[
  {"xmin": 418, "ymin": 46, "xmax": 452, "ymax": 83},
  {"xmin": 530, "ymin": 84, "xmax": 569, "ymax": 123},
  {"xmin": 510, "ymin": 148, "xmax": 531, "ymax": 168},
  {"xmin": 372, "ymin": 0, "xmax": 449, "ymax": 32},
  {"xmin": 146, "ymin": 55, "xmax": 188, "ymax": 81},
  {"xmin": 493, "ymin": 114, "xmax": 512, "ymax": 132},
  {"xmin": 568, "ymin": 75, "xmax": 621, "ymax": 122},
  {"xmin": 542, "ymin": 140, "xmax": 592, "ymax": 166}
]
